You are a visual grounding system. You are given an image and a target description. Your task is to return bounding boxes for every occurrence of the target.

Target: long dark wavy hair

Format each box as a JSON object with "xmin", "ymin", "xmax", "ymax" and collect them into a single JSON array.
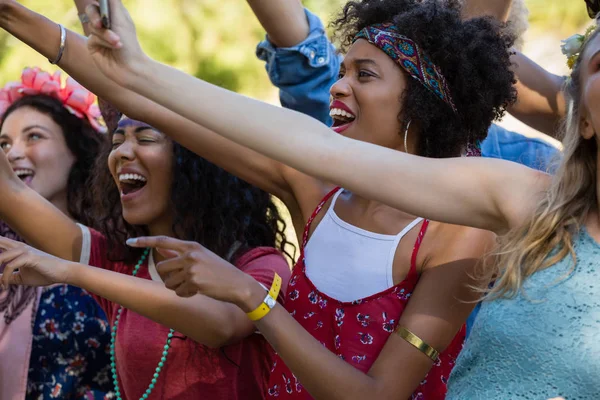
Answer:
[{"xmin": 87, "ymin": 119, "xmax": 294, "ymax": 264}]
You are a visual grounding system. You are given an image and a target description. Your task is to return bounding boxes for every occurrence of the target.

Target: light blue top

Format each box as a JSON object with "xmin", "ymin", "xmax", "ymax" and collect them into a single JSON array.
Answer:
[{"xmin": 447, "ymin": 228, "xmax": 600, "ymax": 399}]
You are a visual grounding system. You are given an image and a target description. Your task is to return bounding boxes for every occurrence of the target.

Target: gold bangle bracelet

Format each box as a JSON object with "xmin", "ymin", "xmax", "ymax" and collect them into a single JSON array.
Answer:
[{"xmin": 396, "ymin": 326, "xmax": 439, "ymax": 362}]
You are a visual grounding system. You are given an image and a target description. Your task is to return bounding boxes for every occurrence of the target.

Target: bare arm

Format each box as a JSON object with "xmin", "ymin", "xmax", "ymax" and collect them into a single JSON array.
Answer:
[
  {"xmin": 122, "ymin": 60, "xmax": 545, "ymax": 233},
  {"xmin": 0, "ymin": 0, "xmax": 307, "ymax": 208},
  {"xmin": 461, "ymin": 0, "xmax": 566, "ymax": 137},
  {"xmin": 135, "ymin": 59, "xmax": 549, "ymax": 233},
  {"xmin": 509, "ymin": 51, "xmax": 566, "ymax": 137},
  {"xmin": 0, "ymin": 236, "xmax": 258, "ymax": 348},
  {"xmin": 70, "ymin": 263, "xmax": 255, "ymax": 348},
  {"xmin": 246, "ymin": 0, "xmax": 309, "ymax": 47}
]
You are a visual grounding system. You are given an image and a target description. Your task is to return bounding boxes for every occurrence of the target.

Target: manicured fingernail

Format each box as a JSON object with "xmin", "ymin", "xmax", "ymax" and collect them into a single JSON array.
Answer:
[{"xmin": 126, "ymin": 238, "xmax": 137, "ymax": 246}]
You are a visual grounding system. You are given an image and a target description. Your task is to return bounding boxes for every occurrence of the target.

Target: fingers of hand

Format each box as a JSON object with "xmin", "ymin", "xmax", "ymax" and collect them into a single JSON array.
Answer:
[
  {"xmin": 87, "ymin": 33, "xmax": 117, "ymax": 53},
  {"xmin": 163, "ymin": 269, "xmax": 188, "ymax": 291},
  {"xmin": 156, "ymin": 247, "xmax": 179, "ymax": 260},
  {"xmin": 0, "ymin": 236, "xmax": 22, "ymax": 251},
  {"xmin": 174, "ymin": 282, "xmax": 198, "ymax": 298},
  {"xmin": 85, "ymin": 3, "xmax": 103, "ymax": 30},
  {"xmin": 0, "ymin": 252, "xmax": 27, "ymax": 289},
  {"xmin": 156, "ymin": 256, "xmax": 189, "ymax": 277},
  {"xmin": 128, "ymin": 236, "xmax": 197, "ymax": 254},
  {"xmin": 85, "ymin": 3, "xmax": 122, "ymax": 48}
]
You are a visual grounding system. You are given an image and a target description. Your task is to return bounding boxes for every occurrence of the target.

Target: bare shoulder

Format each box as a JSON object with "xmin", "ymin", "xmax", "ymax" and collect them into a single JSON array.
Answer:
[{"xmin": 420, "ymin": 221, "xmax": 496, "ymax": 271}]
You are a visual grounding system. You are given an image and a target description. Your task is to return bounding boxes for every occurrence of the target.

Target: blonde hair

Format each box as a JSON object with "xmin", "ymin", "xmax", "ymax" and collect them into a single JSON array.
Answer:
[{"xmin": 482, "ymin": 28, "xmax": 600, "ymax": 299}]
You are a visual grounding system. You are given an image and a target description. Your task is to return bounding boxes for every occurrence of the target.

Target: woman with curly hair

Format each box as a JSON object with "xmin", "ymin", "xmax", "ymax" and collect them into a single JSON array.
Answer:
[
  {"xmin": 0, "ymin": 15, "xmax": 294, "ymax": 400},
  {"xmin": 0, "ymin": 0, "xmax": 513, "ymax": 398},
  {"xmin": 0, "ymin": 68, "xmax": 112, "ymax": 399},
  {"xmin": 0, "ymin": 111, "xmax": 293, "ymax": 400}
]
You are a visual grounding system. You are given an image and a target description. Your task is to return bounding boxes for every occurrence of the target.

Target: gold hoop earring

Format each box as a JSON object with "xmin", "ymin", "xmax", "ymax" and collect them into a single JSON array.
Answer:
[{"xmin": 404, "ymin": 120, "xmax": 412, "ymax": 153}]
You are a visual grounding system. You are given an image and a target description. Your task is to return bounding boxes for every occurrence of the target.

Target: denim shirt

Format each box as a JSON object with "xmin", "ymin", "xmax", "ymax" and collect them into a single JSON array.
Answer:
[
  {"xmin": 256, "ymin": 8, "xmax": 340, "ymax": 126},
  {"xmin": 256, "ymin": 8, "xmax": 560, "ymax": 336}
]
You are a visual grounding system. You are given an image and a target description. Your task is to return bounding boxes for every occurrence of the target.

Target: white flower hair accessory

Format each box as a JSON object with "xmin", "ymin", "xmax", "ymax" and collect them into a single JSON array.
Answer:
[{"xmin": 561, "ymin": 25, "xmax": 597, "ymax": 69}]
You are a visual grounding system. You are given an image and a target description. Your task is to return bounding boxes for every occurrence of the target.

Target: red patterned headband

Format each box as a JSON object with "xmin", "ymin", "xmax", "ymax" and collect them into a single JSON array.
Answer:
[
  {"xmin": 354, "ymin": 23, "xmax": 457, "ymax": 113},
  {"xmin": 0, "ymin": 67, "xmax": 106, "ymax": 133}
]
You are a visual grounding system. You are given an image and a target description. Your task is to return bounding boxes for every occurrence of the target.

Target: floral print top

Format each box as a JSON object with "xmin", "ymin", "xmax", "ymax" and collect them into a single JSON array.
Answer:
[
  {"xmin": 26, "ymin": 284, "xmax": 113, "ymax": 400},
  {"xmin": 267, "ymin": 188, "xmax": 465, "ymax": 399}
]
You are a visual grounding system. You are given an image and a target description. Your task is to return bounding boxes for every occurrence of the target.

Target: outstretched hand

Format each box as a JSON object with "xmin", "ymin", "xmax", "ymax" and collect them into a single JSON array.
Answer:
[
  {"xmin": 0, "ymin": 236, "xmax": 72, "ymax": 289},
  {"xmin": 127, "ymin": 236, "xmax": 259, "ymax": 307},
  {"xmin": 84, "ymin": 0, "xmax": 147, "ymax": 87}
]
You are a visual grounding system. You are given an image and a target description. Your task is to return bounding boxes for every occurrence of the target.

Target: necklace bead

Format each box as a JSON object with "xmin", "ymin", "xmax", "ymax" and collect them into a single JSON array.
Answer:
[{"xmin": 110, "ymin": 248, "xmax": 175, "ymax": 400}]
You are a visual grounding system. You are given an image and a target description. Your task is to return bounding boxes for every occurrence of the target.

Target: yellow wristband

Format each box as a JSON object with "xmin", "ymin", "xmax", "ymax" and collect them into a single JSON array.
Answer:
[
  {"xmin": 246, "ymin": 273, "xmax": 282, "ymax": 321},
  {"xmin": 396, "ymin": 326, "xmax": 439, "ymax": 362}
]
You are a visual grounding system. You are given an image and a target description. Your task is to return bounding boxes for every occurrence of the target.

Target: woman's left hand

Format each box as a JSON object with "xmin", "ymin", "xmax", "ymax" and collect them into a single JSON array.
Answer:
[
  {"xmin": 127, "ymin": 236, "xmax": 260, "ymax": 308},
  {"xmin": 0, "ymin": 236, "xmax": 72, "ymax": 288}
]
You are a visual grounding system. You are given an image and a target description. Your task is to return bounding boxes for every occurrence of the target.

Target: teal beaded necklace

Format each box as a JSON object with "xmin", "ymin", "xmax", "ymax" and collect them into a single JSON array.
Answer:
[{"xmin": 110, "ymin": 248, "xmax": 176, "ymax": 400}]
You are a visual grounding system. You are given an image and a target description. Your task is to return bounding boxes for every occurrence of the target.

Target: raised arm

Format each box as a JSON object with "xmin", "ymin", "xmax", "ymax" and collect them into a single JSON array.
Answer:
[
  {"xmin": 461, "ymin": 0, "xmax": 566, "ymax": 137},
  {"xmin": 253, "ymin": 4, "xmax": 340, "ymax": 125},
  {"xmin": 246, "ymin": 0, "xmax": 308, "ymax": 47},
  {"xmin": 85, "ymin": 0, "xmax": 547, "ymax": 235},
  {"xmin": 508, "ymin": 51, "xmax": 566, "ymax": 137},
  {"xmin": 0, "ymin": 0, "xmax": 311, "ymax": 209}
]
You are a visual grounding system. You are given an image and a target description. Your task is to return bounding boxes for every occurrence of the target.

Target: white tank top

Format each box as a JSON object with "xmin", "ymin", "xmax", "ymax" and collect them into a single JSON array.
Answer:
[{"xmin": 304, "ymin": 189, "xmax": 423, "ymax": 302}]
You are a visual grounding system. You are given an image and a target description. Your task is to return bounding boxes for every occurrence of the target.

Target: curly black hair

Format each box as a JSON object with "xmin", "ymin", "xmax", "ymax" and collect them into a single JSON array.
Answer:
[
  {"xmin": 88, "ymin": 130, "xmax": 294, "ymax": 264},
  {"xmin": 332, "ymin": 0, "xmax": 517, "ymax": 158},
  {"xmin": 0, "ymin": 94, "xmax": 108, "ymax": 224}
]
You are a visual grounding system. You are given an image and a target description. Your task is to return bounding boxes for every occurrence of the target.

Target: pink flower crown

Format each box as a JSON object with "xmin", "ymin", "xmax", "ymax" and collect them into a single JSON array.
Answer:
[{"xmin": 0, "ymin": 67, "xmax": 106, "ymax": 133}]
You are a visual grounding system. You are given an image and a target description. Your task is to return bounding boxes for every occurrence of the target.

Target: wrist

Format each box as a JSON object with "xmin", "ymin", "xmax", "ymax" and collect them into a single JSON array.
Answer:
[
  {"xmin": 236, "ymin": 275, "xmax": 268, "ymax": 314},
  {"xmin": 63, "ymin": 261, "xmax": 84, "ymax": 286},
  {"xmin": 124, "ymin": 53, "xmax": 155, "ymax": 91}
]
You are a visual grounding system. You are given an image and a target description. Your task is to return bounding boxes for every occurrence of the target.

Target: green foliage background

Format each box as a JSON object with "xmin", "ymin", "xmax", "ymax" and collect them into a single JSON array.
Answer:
[{"xmin": 0, "ymin": 0, "xmax": 590, "ymax": 99}]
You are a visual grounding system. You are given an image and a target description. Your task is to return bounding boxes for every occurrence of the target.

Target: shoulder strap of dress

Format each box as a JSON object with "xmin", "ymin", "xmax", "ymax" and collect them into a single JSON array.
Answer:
[
  {"xmin": 409, "ymin": 219, "xmax": 430, "ymax": 277},
  {"xmin": 301, "ymin": 187, "xmax": 341, "ymax": 248}
]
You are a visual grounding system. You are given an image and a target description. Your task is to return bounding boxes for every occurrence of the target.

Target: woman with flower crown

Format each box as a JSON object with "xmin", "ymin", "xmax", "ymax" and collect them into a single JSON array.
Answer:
[{"xmin": 0, "ymin": 67, "xmax": 112, "ymax": 399}]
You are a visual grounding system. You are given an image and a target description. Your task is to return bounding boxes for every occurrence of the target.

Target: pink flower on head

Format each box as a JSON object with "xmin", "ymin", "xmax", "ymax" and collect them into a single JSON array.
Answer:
[
  {"xmin": 21, "ymin": 67, "xmax": 61, "ymax": 97},
  {"xmin": 0, "ymin": 83, "xmax": 23, "ymax": 117},
  {"xmin": 61, "ymin": 77, "xmax": 104, "ymax": 132},
  {"xmin": 0, "ymin": 67, "xmax": 106, "ymax": 133}
]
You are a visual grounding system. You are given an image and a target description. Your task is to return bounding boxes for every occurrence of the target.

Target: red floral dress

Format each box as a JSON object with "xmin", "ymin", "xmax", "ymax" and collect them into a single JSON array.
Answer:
[{"xmin": 267, "ymin": 188, "xmax": 465, "ymax": 399}]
